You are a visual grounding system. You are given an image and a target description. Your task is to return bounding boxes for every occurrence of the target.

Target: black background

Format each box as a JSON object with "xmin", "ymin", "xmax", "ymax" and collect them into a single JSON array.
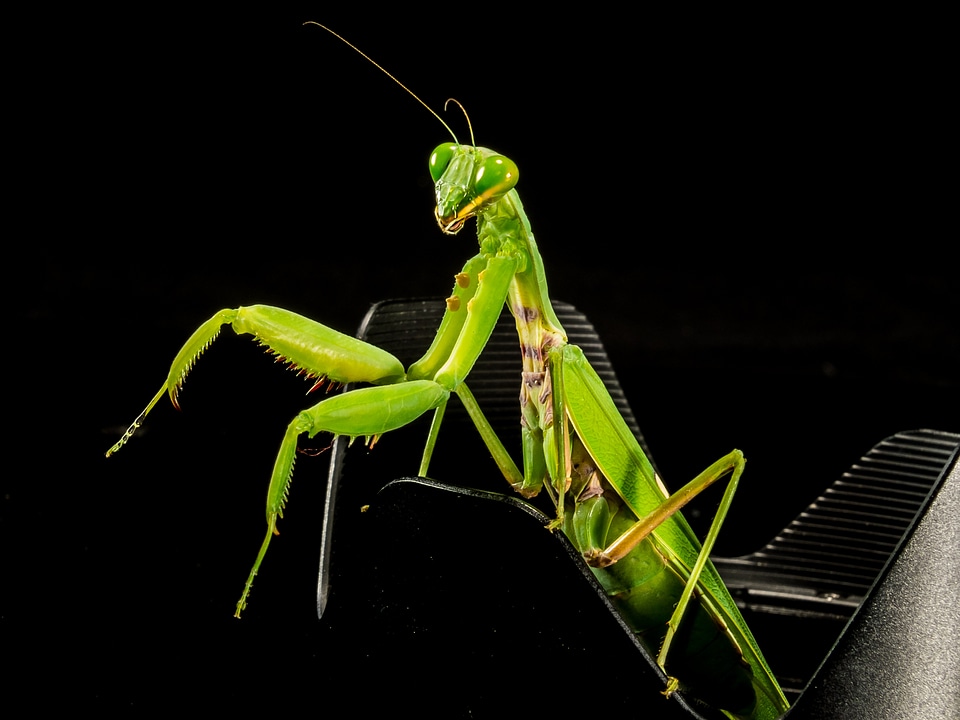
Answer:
[{"xmin": 8, "ymin": 5, "xmax": 956, "ymax": 716}]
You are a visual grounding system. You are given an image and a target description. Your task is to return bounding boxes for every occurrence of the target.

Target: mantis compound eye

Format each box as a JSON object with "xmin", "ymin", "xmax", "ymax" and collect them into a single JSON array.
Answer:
[
  {"xmin": 429, "ymin": 143, "xmax": 459, "ymax": 183},
  {"xmin": 473, "ymin": 155, "xmax": 519, "ymax": 206}
]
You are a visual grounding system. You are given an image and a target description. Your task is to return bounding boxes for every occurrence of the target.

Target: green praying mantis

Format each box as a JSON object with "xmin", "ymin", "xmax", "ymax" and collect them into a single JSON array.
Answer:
[{"xmin": 106, "ymin": 22, "xmax": 789, "ymax": 720}]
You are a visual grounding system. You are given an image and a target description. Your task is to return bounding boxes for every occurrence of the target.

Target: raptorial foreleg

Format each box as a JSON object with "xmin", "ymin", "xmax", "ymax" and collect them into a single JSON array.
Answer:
[
  {"xmin": 236, "ymin": 379, "xmax": 450, "ymax": 616},
  {"xmin": 106, "ymin": 305, "xmax": 405, "ymax": 456}
]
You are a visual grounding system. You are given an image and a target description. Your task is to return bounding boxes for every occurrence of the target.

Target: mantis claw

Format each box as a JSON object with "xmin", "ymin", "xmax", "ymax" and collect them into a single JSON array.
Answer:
[{"xmin": 104, "ymin": 386, "xmax": 167, "ymax": 457}]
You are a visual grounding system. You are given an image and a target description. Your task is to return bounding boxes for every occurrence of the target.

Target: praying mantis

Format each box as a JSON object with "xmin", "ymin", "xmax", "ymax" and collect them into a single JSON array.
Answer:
[{"xmin": 106, "ymin": 23, "xmax": 789, "ymax": 720}]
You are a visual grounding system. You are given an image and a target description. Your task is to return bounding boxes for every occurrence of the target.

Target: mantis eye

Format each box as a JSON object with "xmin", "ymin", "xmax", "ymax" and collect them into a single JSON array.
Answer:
[
  {"xmin": 473, "ymin": 155, "xmax": 519, "ymax": 204},
  {"xmin": 429, "ymin": 143, "xmax": 459, "ymax": 183}
]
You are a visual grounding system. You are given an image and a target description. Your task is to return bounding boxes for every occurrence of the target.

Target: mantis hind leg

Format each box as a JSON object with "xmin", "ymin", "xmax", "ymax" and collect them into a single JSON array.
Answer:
[
  {"xmin": 651, "ymin": 453, "xmax": 745, "ymax": 681},
  {"xmin": 575, "ymin": 450, "xmax": 746, "ymax": 686},
  {"xmin": 582, "ymin": 451, "xmax": 745, "ymax": 572}
]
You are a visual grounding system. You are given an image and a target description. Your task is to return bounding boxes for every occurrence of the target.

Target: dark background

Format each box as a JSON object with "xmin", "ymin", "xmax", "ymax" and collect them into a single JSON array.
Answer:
[{"xmin": 8, "ymin": 5, "xmax": 956, "ymax": 715}]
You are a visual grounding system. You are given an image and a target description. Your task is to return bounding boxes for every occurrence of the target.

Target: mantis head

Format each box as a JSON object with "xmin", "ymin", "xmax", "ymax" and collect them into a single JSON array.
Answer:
[
  {"xmin": 430, "ymin": 143, "xmax": 519, "ymax": 235},
  {"xmin": 300, "ymin": 24, "xmax": 519, "ymax": 237}
]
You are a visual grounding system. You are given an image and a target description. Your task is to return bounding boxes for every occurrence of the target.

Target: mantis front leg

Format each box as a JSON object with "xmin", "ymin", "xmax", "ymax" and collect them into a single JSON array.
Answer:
[
  {"xmin": 107, "ymin": 303, "xmax": 448, "ymax": 615},
  {"xmin": 106, "ymin": 305, "xmax": 406, "ymax": 457},
  {"xmin": 409, "ymin": 253, "xmax": 530, "ymax": 492},
  {"xmin": 237, "ymin": 379, "xmax": 450, "ymax": 616},
  {"xmin": 108, "ymin": 251, "xmax": 536, "ymax": 616}
]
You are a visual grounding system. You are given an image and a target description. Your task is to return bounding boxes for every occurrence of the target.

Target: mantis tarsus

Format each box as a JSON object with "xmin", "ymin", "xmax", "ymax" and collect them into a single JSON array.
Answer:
[{"xmin": 107, "ymin": 22, "xmax": 789, "ymax": 719}]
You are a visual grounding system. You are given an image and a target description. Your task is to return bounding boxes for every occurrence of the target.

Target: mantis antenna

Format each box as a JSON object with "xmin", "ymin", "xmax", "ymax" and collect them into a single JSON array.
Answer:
[
  {"xmin": 303, "ymin": 21, "xmax": 463, "ymax": 145},
  {"xmin": 443, "ymin": 98, "xmax": 477, "ymax": 149}
]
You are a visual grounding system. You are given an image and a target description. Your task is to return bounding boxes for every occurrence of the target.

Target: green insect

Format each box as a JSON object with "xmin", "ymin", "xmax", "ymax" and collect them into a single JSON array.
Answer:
[{"xmin": 107, "ymin": 22, "xmax": 789, "ymax": 719}]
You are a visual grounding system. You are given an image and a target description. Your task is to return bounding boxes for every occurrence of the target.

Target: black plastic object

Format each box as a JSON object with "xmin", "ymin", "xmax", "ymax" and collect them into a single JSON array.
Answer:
[
  {"xmin": 714, "ymin": 429, "xmax": 960, "ymax": 708},
  {"xmin": 784, "ymin": 432, "xmax": 960, "ymax": 718},
  {"xmin": 320, "ymin": 298, "xmax": 959, "ymax": 718}
]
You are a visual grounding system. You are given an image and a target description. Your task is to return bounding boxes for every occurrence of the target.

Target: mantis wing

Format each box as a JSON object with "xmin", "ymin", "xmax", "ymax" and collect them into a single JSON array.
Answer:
[{"xmin": 558, "ymin": 344, "xmax": 788, "ymax": 718}]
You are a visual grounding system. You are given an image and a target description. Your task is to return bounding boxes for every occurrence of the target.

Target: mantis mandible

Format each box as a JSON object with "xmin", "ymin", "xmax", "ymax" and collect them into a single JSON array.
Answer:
[{"xmin": 107, "ymin": 22, "xmax": 789, "ymax": 719}]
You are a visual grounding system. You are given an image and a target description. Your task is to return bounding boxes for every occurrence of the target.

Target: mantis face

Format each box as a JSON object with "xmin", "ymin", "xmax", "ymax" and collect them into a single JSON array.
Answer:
[{"xmin": 429, "ymin": 143, "xmax": 519, "ymax": 235}]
